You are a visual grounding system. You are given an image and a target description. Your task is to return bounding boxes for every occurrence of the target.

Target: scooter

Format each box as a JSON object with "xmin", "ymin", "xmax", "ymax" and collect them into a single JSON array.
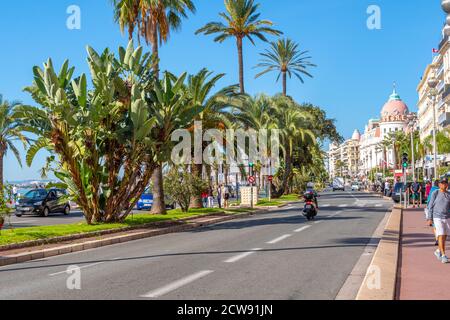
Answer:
[{"xmin": 303, "ymin": 191, "xmax": 318, "ymax": 221}]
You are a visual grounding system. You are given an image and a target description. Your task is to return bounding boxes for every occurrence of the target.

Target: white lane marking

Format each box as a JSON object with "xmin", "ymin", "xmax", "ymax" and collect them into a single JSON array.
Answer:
[
  {"xmin": 7, "ymin": 220, "xmax": 37, "ymax": 225},
  {"xmin": 327, "ymin": 211, "xmax": 343, "ymax": 218},
  {"xmin": 338, "ymin": 204, "xmax": 348, "ymax": 208},
  {"xmin": 49, "ymin": 262, "xmax": 105, "ymax": 276},
  {"xmin": 375, "ymin": 204, "xmax": 383, "ymax": 207},
  {"xmin": 321, "ymin": 204, "xmax": 331, "ymax": 208},
  {"xmin": 294, "ymin": 225, "xmax": 311, "ymax": 233},
  {"xmin": 267, "ymin": 234, "xmax": 292, "ymax": 244},
  {"xmin": 314, "ymin": 220, "xmax": 324, "ymax": 224},
  {"xmin": 224, "ymin": 248, "xmax": 262, "ymax": 263},
  {"xmin": 141, "ymin": 270, "xmax": 214, "ymax": 298}
]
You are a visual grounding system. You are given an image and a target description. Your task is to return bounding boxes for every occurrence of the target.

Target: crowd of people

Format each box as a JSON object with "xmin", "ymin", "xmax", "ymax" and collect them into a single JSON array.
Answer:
[{"xmin": 201, "ymin": 185, "xmax": 233, "ymax": 209}]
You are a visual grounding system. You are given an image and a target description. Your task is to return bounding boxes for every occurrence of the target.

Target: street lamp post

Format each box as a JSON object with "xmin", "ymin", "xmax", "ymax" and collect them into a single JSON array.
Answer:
[
  {"xmin": 428, "ymin": 70, "xmax": 439, "ymax": 179},
  {"xmin": 408, "ymin": 117, "xmax": 418, "ymax": 181}
]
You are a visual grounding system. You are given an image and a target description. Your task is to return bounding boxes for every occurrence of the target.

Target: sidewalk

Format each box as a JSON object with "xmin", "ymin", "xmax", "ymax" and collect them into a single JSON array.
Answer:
[{"xmin": 398, "ymin": 207, "xmax": 450, "ymax": 300}]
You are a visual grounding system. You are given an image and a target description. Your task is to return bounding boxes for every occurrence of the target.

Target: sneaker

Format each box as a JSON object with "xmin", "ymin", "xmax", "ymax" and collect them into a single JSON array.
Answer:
[
  {"xmin": 435, "ymin": 250, "xmax": 442, "ymax": 260},
  {"xmin": 442, "ymin": 256, "xmax": 449, "ymax": 264}
]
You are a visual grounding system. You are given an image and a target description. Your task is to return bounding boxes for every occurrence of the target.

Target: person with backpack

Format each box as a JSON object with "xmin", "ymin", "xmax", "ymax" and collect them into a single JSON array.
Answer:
[{"xmin": 426, "ymin": 178, "xmax": 450, "ymax": 264}]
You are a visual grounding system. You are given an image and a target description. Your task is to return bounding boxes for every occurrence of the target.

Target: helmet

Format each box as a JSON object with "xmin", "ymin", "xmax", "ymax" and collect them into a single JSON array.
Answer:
[{"xmin": 307, "ymin": 182, "xmax": 314, "ymax": 188}]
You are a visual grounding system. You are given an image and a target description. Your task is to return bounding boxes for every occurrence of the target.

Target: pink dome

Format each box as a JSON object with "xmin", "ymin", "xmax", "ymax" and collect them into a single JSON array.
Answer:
[{"xmin": 381, "ymin": 89, "xmax": 409, "ymax": 118}]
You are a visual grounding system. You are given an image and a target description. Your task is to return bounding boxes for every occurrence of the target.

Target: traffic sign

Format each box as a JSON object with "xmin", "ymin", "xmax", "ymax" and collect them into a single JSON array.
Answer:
[
  {"xmin": 268, "ymin": 175, "xmax": 273, "ymax": 182},
  {"xmin": 248, "ymin": 176, "xmax": 256, "ymax": 184}
]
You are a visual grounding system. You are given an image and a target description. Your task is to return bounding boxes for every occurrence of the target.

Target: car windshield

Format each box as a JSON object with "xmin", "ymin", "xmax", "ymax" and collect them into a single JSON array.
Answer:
[{"xmin": 23, "ymin": 189, "xmax": 48, "ymax": 199}]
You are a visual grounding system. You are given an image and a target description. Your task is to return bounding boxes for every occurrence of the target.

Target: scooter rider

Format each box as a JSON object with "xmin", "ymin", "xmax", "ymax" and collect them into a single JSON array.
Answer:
[{"xmin": 305, "ymin": 182, "xmax": 319, "ymax": 210}]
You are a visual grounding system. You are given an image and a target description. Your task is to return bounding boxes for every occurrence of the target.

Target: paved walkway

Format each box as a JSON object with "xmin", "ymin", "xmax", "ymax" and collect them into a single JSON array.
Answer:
[{"xmin": 398, "ymin": 207, "xmax": 450, "ymax": 300}]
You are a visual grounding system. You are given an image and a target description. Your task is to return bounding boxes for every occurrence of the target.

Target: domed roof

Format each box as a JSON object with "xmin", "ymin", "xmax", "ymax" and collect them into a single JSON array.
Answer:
[
  {"xmin": 381, "ymin": 88, "xmax": 409, "ymax": 118},
  {"xmin": 351, "ymin": 129, "xmax": 361, "ymax": 141}
]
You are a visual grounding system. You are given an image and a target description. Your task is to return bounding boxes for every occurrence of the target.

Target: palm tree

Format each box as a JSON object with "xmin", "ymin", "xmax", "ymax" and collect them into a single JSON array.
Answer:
[
  {"xmin": 255, "ymin": 38, "xmax": 315, "ymax": 96},
  {"xmin": 0, "ymin": 96, "xmax": 27, "ymax": 200},
  {"xmin": 113, "ymin": 0, "xmax": 196, "ymax": 214},
  {"xmin": 185, "ymin": 69, "xmax": 239, "ymax": 208},
  {"xmin": 196, "ymin": 0, "xmax": 282, "ymax": 94},
  {"xmin": 112, "ymin": 0, "xmax": 141, "ymax": 40}
]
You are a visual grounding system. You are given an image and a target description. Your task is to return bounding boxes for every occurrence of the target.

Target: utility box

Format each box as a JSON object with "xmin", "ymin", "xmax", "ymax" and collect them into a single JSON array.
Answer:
[{"xmin": 240, "ymin": 187, "xmax": 258, "ymax": 207}]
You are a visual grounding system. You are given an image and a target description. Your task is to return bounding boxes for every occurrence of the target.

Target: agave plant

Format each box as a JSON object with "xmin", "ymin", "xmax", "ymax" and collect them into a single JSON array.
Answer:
[{"xmin": 17, "ymin": 42, "xmax": 160, "ymax": 224}]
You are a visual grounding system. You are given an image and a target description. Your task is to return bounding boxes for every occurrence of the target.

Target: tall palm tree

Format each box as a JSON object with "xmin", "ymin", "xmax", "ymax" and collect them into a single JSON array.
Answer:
[
  {"xmin": 255, "ymin": 38, "xmax": 315, "ymax": 96},
  {"xmin": 185, "ymin": 69, "xmax": 239, "ymax": 208},
  {"xmin": 0, "ymin": 96, "xmax": 27, "ymax": 199},
  {"xmin": 196, "ymin": 0, "xmax": 282, "ymax": 94},
  {"xmin": 113, "ymin": 0, "xmax": 196, "ymax": 214}
]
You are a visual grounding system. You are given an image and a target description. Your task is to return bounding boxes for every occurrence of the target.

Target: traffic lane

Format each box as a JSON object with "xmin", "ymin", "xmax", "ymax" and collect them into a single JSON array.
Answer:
[
  {"xmin": 159, "ymin": 205, "xmax": 390, "ymax": 300},
  {"xmin": 0, "ymin": 197, "xmax": 390, "ymax": 299},
  {"xmin": 0, "ymin": 205, "xmax": 315, "ymax": 299}
]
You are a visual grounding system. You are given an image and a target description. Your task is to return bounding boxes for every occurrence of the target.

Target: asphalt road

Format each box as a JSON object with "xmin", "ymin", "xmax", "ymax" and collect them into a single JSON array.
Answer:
[{"xmin": 0, "ymin": 191, "xmax": 392, "ymax": 300}]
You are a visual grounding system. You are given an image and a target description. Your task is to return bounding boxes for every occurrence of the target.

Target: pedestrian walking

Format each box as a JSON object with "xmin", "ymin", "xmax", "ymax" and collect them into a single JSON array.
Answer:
[
  {"xmin": 425, "ymin": 181, "xmax": 432, "ymax": 200},
  {"xmin": 217, "ymin": 185, "xmax": 223, "ymax": 209},
  {"xmin": 410, "ymin": 179, "xmax": 422, "ymax": 208},
  {"xmin": 384, "ymin": 180, "xmax": 391, "ymax": 197},
  {"xmin": 12, "ymin": 185, "xmax": 18, "ymax": 203},
  {"xmin": 207, "ymin": 187, "xmax": 214, "ymax": 208},
  {"xmin": 223, "ymin": 185, "xmax": 230, "ymax": 209},
  {"xmin": 426, "ymin": 178, "xmax": 450, "ymax": 264},
  {"xmin": 201, "ymin": 191, "xmax": 208, "ymax": 208},
  {"xmin": 426, "ymin": 180, "xmax": 441, "ymax": 246}
]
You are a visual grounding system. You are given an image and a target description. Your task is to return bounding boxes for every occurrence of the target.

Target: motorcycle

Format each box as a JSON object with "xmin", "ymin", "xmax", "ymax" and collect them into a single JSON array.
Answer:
[{"xmin": 303, "ymin": 191, "xmax": 318, "ymax": 221}]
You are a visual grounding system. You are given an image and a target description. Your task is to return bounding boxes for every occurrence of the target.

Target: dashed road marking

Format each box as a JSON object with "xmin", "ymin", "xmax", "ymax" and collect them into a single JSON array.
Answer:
[
  {"xmin": 267, "ymin": 234, "xmax": 292, "ymax": 244},
  {"xmin": 294, "ymin": 225, "xmax": 311, "ymax": 233},
  {"xmin": 224, "ymin": 249, "xmax": 263, "ymax": 263},
  {"xmin": 141, "ymin": 270, "xmax": 214, "ymax": 298}
]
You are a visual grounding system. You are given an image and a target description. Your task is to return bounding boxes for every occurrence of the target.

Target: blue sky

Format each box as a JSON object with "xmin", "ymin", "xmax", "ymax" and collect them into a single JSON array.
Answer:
[{"xmin": 0, "ymin": 0, "xmax": 444, "ymax": 181}]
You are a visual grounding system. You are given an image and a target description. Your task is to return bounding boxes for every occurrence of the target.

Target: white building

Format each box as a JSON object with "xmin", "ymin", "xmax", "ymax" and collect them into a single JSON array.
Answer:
[{"xmin": 359, "ymin": 88, "xmax": 413, "ymax": 178}]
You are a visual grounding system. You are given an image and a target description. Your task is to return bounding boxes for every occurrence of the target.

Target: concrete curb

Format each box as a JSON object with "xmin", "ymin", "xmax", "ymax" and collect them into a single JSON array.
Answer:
[
  {"xmin": 356, "ymin": 206, "xmax": 402, "ymax": 300},
  {"xmin": 0, "ymin": 207, "xmax": 280, "ymax": 268}
]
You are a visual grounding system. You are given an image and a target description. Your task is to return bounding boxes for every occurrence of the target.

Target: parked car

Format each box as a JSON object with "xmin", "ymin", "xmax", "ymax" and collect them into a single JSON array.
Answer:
[
  {"xmin": 136, "ymin": 191, "xmax": 176, "ymax": 211},
  {"xmin": 391, "ymin": 182, "xmax": 405, "ymax": 203},
  {"xmin": 351, "ymin": 182, "xmax": 360, "ymax": 191},
  {"xmin": 332, "ymin": 177, "xmax": 345, "ymax": 192},
  {"xmin": 15, "ymin": 188, "xmax": 70, "ymax": 217}
]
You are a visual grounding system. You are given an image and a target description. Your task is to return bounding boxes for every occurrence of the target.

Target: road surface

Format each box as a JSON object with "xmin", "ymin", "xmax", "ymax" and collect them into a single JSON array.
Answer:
[{"xmin": 0, "ymin": 191, "xmax": 392, "ymax": 300}]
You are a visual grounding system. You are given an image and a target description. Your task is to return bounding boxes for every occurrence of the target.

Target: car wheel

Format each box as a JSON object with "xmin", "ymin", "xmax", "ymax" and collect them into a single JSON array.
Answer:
[
  {"xmin": 15, "ymin": 214, "xmax": 22, "ymax": 218},
  {"xmin": 42, "ymin": 207, "xmax": 50, "ymax": 217},
  {"xmin": 63, "ymin": 205, "xmax": 70, "ymax": 215}
]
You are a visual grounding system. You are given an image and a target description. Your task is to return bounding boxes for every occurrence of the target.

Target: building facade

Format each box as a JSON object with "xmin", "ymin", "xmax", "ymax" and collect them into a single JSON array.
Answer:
[{"xmin": 328, "ymin": 130, "xmax": 360, "ymax": 180}]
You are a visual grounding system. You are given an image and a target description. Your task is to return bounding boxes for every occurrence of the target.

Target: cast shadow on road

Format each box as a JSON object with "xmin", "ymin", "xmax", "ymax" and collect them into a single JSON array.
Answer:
[{"xmin": 0, "ymin": 237, "xmax": 382, "ymax": 274}]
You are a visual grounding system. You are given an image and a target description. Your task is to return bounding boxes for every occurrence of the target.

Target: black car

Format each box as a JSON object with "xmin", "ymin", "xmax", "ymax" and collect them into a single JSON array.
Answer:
[{"xmin": 15, "ymin": 188, "xmax": 71, "ymax": 217}]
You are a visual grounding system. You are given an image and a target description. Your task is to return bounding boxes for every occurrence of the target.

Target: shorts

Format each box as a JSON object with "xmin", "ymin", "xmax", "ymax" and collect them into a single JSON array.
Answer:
[
  {"xmin": 411, "ymin": 193, "xmax": 419, "ymax": 200},
  {"xmin": 433, "ymin": 218, "xmax": 450, "ymax": 236}
]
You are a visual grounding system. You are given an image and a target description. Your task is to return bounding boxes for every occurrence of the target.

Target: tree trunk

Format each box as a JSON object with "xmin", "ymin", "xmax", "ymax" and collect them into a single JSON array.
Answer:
[
  {"xmin": 151, "ymin": 24, "xmax": 160, "ymax": 79},
  {"xmin": 282, "ymin": 71, "xmax": 287, "ymax": 96},
  {"xmin": 237, "ymin": 37, "xmax": 245, "ymax": 94},
  {"xmin": 150, "ymin": 23, "xmax": 165, "ymax": 214},
  {"xmin": 190, "ymin": 163, "xmax": 204, "ymax": 209},
  {"xmin": 151, "ymin": 164, "xmax": 167, "ymax": 215}
]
